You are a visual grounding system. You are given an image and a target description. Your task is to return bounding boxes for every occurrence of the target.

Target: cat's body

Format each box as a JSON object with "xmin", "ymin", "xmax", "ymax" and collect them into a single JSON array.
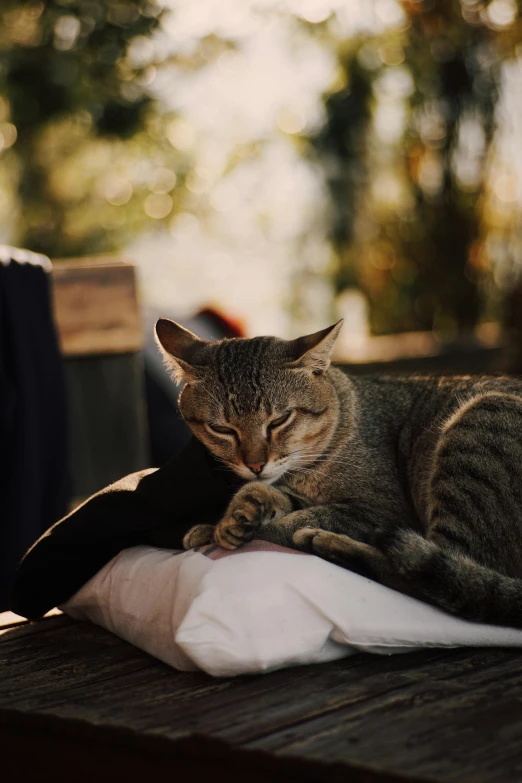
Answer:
[{"xmin": 156, "ymin": 318, "xmax": 522, "ymax": 628}]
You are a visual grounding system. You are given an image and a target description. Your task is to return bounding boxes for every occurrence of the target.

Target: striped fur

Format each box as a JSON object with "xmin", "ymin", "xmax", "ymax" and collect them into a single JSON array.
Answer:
[{"xmin": 156, "ymin": 318, "xmax": 522, "ymax": 628}]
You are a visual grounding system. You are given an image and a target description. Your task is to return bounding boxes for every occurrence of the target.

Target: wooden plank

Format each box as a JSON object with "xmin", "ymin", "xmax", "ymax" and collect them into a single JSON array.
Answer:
[
  {"xmin": 0, "ymin": 621, "xmax": 503, "ymax": 720},
  {"xmin": 250, "ymin": 666, "xmax": 522, "ymax": 783},
  {"xmin": 51, "ymin": 257, "xmax": 143, "ymax": 356},
  {"xmin": 0, "ymin": 622, "xmax": 171, "ymax": 709},
  {"xmin": 0, "ymin": 711, "xmax": 416, "ymax": 783},
  {"xmin": 241, "ymin": 651, "xmax": 522, "ymax": 783},
  {"xmin": 4, "ymin": 617, "xmax": 522, "ymax": 782},
  {"xmin": 64, "ymin": 353, "xmax": 150, "ymax": 497},
  {"xmin": 1, "ymin": 620, "xmax": 510, "ymax": 747},
  {"xmin": 12, "ymin": 650, "xmax": 439, "ymax": 729},
  {"xmin": 40, "ymin": 647, "xmax": 516, "ymax": 756}
]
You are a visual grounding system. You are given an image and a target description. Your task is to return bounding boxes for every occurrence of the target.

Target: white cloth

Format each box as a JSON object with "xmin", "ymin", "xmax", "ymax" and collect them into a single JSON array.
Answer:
[{"xmin": 63, "ymin": 541, "xmax": 522, "ymax": 677}]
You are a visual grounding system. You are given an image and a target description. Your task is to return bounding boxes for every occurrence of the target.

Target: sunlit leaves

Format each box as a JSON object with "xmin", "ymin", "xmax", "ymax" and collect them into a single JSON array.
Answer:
[{"xmin": 313, "ymin": 0, "xmax": 522, "ymax": 336}]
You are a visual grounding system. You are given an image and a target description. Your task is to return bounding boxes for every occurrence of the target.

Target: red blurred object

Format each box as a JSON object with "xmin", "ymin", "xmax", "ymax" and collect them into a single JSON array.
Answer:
[{"xmin": 196, "ymin": 307, "xmax": 245, "ymax": 339}]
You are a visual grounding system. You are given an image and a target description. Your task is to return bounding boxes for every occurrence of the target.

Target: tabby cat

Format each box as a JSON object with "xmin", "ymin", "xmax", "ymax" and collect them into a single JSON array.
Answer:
[{"xmin": 156, "ymin": 317, "xmax": 522, "ymax": 628}]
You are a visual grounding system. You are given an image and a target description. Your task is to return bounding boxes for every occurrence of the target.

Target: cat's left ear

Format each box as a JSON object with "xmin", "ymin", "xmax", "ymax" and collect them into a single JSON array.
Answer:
[
  {"xmin": 286, "ymin": 320, "xmax": 343, "ymax": 375},
  {"xmin": 155, "ymin": 318, "xmax": 209, "ymax": 383}
]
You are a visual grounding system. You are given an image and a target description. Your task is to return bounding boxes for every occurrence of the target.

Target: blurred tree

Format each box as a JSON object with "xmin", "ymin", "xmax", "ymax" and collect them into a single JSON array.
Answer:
[
  {"xmin": 312, "ymin": 0, "xmax": 522, "ymax": 338},
  {"xmin": 312, "ymin": 43, "xmax": 374, "ymax": 292},
  {"xmin": 391, "ymin": 0, "xmax": 499, "ymax": 336},
  {"xmin": 0, "ymin": 0, "xmax": 167, "ymax": 256}
]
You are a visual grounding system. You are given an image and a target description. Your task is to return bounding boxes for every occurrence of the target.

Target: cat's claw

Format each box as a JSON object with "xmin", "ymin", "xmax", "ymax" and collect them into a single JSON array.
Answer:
[
  {"xmin": 214, "ymin": 514, "xmax": 257, "ymax": 549},
  {"xmin": 214, "ymin": 481, "xmax": 292, "ymax": 550}
]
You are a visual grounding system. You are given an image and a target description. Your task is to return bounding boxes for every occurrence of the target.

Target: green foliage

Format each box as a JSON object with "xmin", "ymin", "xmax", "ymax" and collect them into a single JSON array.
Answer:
[
  {"xmin": 311, "ymin": 0, "xmax": 522, "ymax": 336},
  {"xmin": 2, "ymin": 0, "xmax": 522, "ymax": 340},
  {"xmin": 2, "ymin": 1, "xmax": 159, "ymax": 136},
  {"xmin": 312, "ymin": 44, "xmax": 374, "ymax": 268},
  {"xmin": 0, "ymin": 0, "xmax": 166, "ymax": 256}
]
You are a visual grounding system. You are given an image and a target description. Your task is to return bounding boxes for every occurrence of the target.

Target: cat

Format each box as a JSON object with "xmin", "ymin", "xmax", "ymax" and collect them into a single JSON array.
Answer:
[{"xmin": 156, "ymin": 317, "xmax": 522, "ymax": 628}]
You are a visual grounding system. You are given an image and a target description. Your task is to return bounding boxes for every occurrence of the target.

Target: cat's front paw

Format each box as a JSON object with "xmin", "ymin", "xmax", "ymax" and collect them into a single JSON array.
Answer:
[
  {"xmin": 292, "ymin": 526, "xmax": 322, "ymax": 552},
  {"xmin": 183, "ymin": 523, "xmax": 215, "ymax": 550},
  {"xmin": 214, "ymin": 483, "xmax": 290, "ymax": 550}
]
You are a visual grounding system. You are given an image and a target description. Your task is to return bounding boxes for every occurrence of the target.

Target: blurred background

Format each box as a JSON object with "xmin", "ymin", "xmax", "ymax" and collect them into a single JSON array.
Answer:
[
  {"xmin": 3, "ymin": 0, "xmax": 522, "ymax": 347},
  {"xmin": 3, "ymin": 0, "xmax": 522, "ymax": 607}
]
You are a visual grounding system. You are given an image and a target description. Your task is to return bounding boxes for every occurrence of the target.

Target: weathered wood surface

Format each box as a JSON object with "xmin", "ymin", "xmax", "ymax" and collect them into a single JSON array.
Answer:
[
  {"xmin": 64, "ymin": 353, "xmax": 150, "ymax": 498},
  {"xmin": 48, "ymin": 257, "xmax": 150, "ymax": 499},
  {"xmin": 51, "ymin": 257, "xmax": 143, "ymax": 357},
  {"xmin": 2, "ymin": 614, "xmax": 522, "ymax": 782}
]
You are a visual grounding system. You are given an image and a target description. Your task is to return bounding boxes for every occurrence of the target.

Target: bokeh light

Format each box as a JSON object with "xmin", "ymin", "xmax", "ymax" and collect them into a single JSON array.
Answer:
[{"xmin": 1, "ymin": 0, "xmax": 522, "ymax": 346}]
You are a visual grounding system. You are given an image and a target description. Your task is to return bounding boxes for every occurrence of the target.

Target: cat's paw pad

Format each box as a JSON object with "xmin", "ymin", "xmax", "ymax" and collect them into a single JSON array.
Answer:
[
  {"xmin": 214, "ymin": 511, "xmax": 258, "ymax": 550},
  {"xmin": 293, "ymin": 528, "xmax": 344, "ymax": 559},
  {"xmin": 294, "ymin": 528, "xmax": 374, "ymax": 567},
  {"xmin": 214, "ymin": 491, "xmax": 272, "ymax": 549},
  {"xmin": 183, "ymin": 523, "xmax": 215, "ymax": 550}
]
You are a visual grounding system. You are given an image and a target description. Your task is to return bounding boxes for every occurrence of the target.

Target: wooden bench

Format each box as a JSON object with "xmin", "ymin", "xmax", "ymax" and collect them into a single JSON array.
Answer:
[
  {"xmin": 2, "ymin": 610, "xmax": 522, "ymax": 782},
  {"xmin": 52, "ymin": 257, "xmax": 149, "ymax": 501}
]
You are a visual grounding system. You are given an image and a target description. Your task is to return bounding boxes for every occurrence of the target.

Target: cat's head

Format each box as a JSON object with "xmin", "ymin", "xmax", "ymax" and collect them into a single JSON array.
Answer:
[{"xmin": 155, "ymin": 319, "xmax": 344, "ymax": 483}]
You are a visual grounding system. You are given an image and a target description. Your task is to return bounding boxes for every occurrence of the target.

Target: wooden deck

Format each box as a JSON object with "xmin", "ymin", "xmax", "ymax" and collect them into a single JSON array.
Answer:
[{"xmin": 2, "ymin": 612, "xmax": 522, "ymax": 782}]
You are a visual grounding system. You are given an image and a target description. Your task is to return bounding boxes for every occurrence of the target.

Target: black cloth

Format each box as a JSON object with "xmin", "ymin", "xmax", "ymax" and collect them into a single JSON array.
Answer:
[
  {"xmin": 0, "ymin": 258, "xmax": 69, "ymax": 610},
  {"xmin": 10, "ymin": 438, "xmax": 242, "ymax": 619}
]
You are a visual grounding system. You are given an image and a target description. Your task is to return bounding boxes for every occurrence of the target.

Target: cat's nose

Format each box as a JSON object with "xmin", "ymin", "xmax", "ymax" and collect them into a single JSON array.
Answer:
[{"xmin": 246, "ymin": 461, "xmax": 266, "ymax": 475}]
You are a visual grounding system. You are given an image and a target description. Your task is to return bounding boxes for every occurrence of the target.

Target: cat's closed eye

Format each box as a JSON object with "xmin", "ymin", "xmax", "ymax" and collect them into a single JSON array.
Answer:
[
  {"xmin": 207, "ymin": 423, "xmax": 236, "ymax": 437},
  {"xmin": 269, "ymin": 411, "xmax": 293, "ymax": 431}
]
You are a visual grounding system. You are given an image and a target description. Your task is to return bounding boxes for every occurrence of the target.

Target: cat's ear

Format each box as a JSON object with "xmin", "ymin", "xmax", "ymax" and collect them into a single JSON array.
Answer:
[
  {"xmin": 155, "ymin": 319, "xmax": 208, "ymax": 383},
  {"xmin": 286, "ymin": 320, "xmax": 343, "ymax": 375}
]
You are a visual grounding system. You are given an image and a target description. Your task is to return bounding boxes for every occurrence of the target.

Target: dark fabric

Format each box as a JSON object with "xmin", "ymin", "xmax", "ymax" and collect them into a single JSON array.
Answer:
[
  {"xmin": 144, "ymin": 368, "xmax": 191, "ymax": 466},
  {"xmin": 10, "ymin": 437, "xmax": 241, "ymax": 619},
  {"xmin": 0, "ymin": 260, "xmax": 69, "ymax": 610}
]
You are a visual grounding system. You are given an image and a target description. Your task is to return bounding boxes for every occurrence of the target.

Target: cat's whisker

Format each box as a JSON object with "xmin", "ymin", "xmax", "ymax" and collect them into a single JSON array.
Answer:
[
  {"xmin": 289, "ymin": 454, "xmax": 354, "ymax": 467},
  {"xmin": 298, "ymin": 454, "xmax": 354, "ymax": 464},
  {"xmin": 284, "ymin": 468, "xmax": 316, "ymax": 477}
]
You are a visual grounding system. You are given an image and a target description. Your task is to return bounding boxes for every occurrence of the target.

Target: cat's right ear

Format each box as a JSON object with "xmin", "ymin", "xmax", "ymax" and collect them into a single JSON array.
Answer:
[
  {"xmin": 285, "ymin": 320, "xmax": 343, "ymax": 375},
  {"xmin": 155, "ymin": 319, "xmax": 208, "ymax": 384}
]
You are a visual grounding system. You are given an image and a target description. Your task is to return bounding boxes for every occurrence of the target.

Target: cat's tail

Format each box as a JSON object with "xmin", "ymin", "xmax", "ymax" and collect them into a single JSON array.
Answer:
[{"xmin": 388, "ymin": 529, "xmax": 522, "ymax": 629}]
